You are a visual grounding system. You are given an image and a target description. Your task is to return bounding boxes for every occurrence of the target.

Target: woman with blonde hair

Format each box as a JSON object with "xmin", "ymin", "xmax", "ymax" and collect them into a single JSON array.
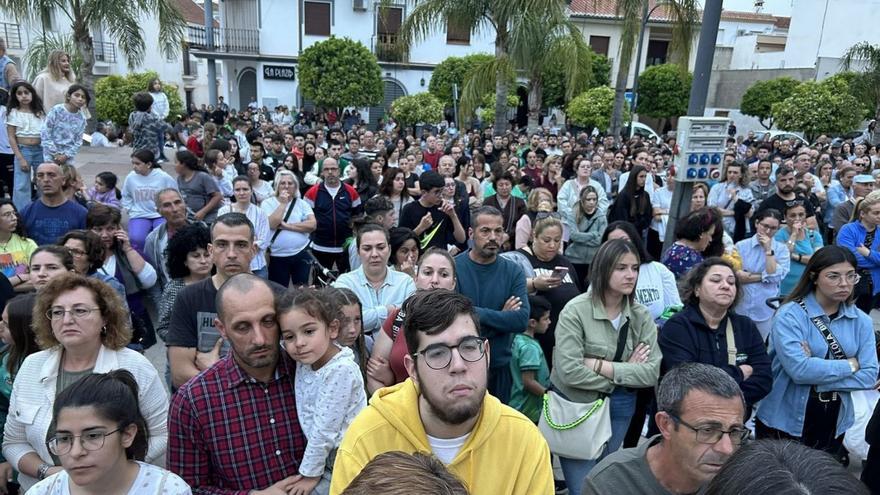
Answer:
[
  {"xmin": 32, "ymin": 50, "xmax": 77, "ymax": 110},
  {"xmin": 515, "ymin": 187, "xmax": 554, "ymax": 249},
  {"xmin": 836, "ymin": 189, "xmax": 880, "ymax": 313}
]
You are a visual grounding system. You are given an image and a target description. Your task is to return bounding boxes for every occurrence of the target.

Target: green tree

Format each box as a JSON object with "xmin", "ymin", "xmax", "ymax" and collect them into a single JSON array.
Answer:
[
  {"xmin": 478, "ymin": 93, "xmax": 520, "ymax": 124},
  {"xmin": 740, "ymin": 77, "xmax": 802, "ymax": 130},
  {"xmin": 542, "ymin": 49, "xmax": 611, "ymax": 109},
  {"xmin": 841, "ymin": 41, "xmax": 880, "ymax": 119},
  {"xmin": 298, "ymin": 36, "xmax": 384, "ymax": 109},
  {"xmin": 636, "ymin": 64, "xmax": 692, "ymax": 124},
  {"xmin": 567, "ymin": 86, "xmax": 630, "ymax": 132},
  {"xmin": 95, "ymin": 71, "xmax": 184, "ymax": 127},
  {"xmin": 591, "ymin": 54, "xmax": 612, "ymax": 87},
  {"xmin": 391, "ymin": 92, "xmax": 444, "ymax": 130},
  {"xmin": 773, "ymin": 78, "xmax": 865, "ymax": 142},
  {"xmin": 428, "ymin": 54, "xmax": 495, "ymax": 108},
  {"xmin": 3, "ymin": 0, "xmax": 186, "ymax": 127},
  {"xmin": 394, "ymin": 0, "xmax": 573, "ymax": 136},
  {"xmin": 609, "ymin": 0, "xmax": 699, "ymax": 141},
  {"xmin": 824, "ymin": 71, "xmax": 875, "ymax": 120}
]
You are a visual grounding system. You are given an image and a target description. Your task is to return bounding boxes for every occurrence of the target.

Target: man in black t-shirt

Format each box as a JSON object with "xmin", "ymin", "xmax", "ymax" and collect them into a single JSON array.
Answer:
[
  {"xmin": 399, "ymin": 171, "xmax": 466, "ymax": 250},
  {"xmin": 756, "ymin": 166, "xmax": 816, "ymax": 227},
  {"xmin": 166, "ymin": 213, "xmax": 283, "ymax": 389}
]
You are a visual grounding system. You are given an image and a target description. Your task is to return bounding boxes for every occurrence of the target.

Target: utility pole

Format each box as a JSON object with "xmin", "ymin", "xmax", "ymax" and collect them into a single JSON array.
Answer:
[{"xmin": 662, "ymin": 0, "xmax": 724, "ymax": 252}]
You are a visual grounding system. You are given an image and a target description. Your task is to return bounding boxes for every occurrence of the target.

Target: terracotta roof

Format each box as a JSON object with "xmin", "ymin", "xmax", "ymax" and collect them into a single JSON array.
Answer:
[
  {"xmin": 774, "ymin": 16, "xmax": 790, "ymax": 29},
  {"xmin": 174, "ymin": 0, "xmax": 219, "ymax": 27},
  {"xmin": 569, "ymin": 0, "xmax": 680, "ymax": 22}
]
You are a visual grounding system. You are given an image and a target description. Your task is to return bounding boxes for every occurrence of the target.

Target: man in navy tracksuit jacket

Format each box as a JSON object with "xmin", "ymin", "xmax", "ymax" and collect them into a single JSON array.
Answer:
[{"xmin": 303, "ymin": 157, "xmax": 362, "ymax": 273}]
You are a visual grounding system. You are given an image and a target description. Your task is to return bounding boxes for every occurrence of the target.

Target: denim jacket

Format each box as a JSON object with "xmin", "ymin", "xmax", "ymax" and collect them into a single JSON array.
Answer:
[{"xmin": 757, "ymin": 292, "xmax": 879, "ymax": 437}]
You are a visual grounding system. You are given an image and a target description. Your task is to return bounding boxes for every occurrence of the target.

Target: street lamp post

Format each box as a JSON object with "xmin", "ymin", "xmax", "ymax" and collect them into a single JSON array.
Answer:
[{"xmin": 631, "ymin": 2, "xmax": 664, "ymax": 113}]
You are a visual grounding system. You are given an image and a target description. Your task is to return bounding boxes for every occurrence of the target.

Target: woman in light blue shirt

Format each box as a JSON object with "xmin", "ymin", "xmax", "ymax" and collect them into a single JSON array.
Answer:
[
  {"xmin": 756, "ymin": 246, "xmax": 878, "ymax": 459},
  {"xmin": 775, "ymin": 202, "xmax": 824, "ymax": 296},
  {"xmin": 734, "ymin": 208, "xmax": 790, "ymax": 341},
  {"xmin": 835, "ymin": 190, "xmax": 880, "ymax": 314}
]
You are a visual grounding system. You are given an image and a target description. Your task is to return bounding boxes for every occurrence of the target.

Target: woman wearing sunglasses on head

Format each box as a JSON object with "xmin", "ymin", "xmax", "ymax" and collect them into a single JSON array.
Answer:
[{"xmin": 756, "ymin": 246, "xmax": 879, "ymax": 461}]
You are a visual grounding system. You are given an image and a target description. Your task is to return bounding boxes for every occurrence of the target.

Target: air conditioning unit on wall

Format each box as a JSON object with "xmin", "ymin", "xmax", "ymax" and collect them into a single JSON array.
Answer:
[{"xmin": 353, "ymin": 0, "xmax": 366, "ymax": 11}]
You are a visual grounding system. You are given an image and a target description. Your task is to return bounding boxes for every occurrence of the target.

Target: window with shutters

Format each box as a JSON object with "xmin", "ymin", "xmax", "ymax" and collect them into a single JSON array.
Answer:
[
  {"xmin": 304, "ymin": 1, "xmax": 331, "ymax": 36},
  {"xmin": 446, "ymin": 20, "xmax": 470, "ymax": 44},
  {"xmin": 589, "ymin": 35, "xmax": 610, "ymax": 56}
]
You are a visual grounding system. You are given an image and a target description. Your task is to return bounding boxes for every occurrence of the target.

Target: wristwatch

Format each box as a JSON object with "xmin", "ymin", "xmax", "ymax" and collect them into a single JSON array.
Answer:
[
  {"xmin": 850, "ymin": 360, "xmax": 858, "ymax": 373},
  {"xmin": 765, "ymin": 250, "xmax": 774, "ymax": 256},
  {"xmin": 37, "ymin": 462, "xmax": 52, "ymax": 480}
]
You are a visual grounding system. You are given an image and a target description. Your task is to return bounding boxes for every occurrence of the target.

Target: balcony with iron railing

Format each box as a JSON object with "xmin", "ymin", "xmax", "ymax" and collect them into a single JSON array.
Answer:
[
  {"xmin": 93, "ymin": 41, "xmax": 117, "ymax": 63},
  {"xmin": 373, "ymin": 33, "xmax": 408, "ymax": 63},
  {"xmin": 0, "ymin": 22, "xmax": 22, "ymax": 49},
  {"xmin": 183, "ymin": 59, "xmax": 199, "ymax": 77},
  {"xmin": 187, "ymin": 26, "xmax": 259, "ymax": 54}
]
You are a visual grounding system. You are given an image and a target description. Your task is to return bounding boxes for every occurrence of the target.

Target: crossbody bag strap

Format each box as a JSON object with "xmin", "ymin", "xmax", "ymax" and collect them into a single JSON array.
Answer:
[
  {"xmin": 797, "ymin": 298, "xmax": 847, "ymax": 360},
  {"xmin": 725, "ymin": 316, "xmax": 738, "ymax": 366},
  {"xmin": 269, "ymin": 199, "xmax": 296, "ymax": 247},
  {"xmin": 612, "ymin": 318, "xmax": 630, "ymax": 362}
]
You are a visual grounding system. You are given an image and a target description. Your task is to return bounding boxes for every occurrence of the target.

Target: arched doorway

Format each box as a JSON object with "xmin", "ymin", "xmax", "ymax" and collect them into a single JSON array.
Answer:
[
  {"xmin": 369, "ymin": 79, "xmax": 407, "ymax": 129},
  {"xmin": 238, "ymin": 68, "xmax": 257, "ymax": 111}
]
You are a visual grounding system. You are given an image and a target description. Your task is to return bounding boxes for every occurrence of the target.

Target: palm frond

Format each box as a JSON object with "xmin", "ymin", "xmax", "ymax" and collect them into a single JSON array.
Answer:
[
  {"xmin": 153, "ymin": 0, "xmax": 187, "ymax": 58},
  {"xmin": 98, "ymin": 0, "xmax": 146, "ymax": 68},
  {"xmin": 842, "ymin": 42, "xmax": 880, "ymax": 73},
  {"xmin": 394, "ymin": 0, "xmax": 487, "ymax": 50},
  {"xmin": 660, "ymin": 0, "xmax": 700, "ymax": 67},
  {"xmin": 21, "ymin": 31, "xmax": 83, "ymax": 80},
  {"xmin": 459, "ymin": 56, "xmax": 513, "ymax": 122}
]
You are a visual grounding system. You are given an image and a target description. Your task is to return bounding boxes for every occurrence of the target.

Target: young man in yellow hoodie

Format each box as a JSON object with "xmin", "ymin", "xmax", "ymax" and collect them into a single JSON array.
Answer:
[{"xmin": 330, "ymin": 289, "xmax": 554, "ymax": 494}]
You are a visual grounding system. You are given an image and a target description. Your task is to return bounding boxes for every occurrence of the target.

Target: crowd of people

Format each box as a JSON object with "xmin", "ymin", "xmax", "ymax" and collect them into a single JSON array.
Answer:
[{"xmin": 1, "ymin": 39, "xmax": 880, "ymax": 494}]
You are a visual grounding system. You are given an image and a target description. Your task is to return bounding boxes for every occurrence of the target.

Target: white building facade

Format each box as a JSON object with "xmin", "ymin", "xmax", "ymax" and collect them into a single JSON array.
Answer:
[{"xmin": 191, "ymin": 0, "xmax": 497, "ymax": 126}]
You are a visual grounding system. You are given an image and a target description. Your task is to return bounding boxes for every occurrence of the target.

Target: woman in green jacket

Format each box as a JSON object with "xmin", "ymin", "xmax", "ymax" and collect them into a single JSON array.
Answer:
[{"xmin": 550, "ymin": 238, "xmax": 662, "ymax": 495}]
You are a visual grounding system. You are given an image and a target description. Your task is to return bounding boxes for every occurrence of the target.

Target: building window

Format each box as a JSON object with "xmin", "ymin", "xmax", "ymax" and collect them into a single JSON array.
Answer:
[
  {"xmin": 304, "ymin": 1, "xmax": 331, "ymax": 36},
  {"xmin": 589, "ymin": 35, "xmax": 610, "ymax": 56},
  {"xmin": 377, "ymin": 6, "xmax": 402, "ymax": 40},
  {"xmin": 446, "ymin": 20, "xmax": 470, "ymax": 44},
  {"xmin": 646, "ymin": 39, "xmax": 669, "ymax": 66}
]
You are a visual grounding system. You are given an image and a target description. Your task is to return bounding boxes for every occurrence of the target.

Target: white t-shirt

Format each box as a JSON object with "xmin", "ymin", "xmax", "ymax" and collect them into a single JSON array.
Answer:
[
  {"xmin": 260, "ymin": 196, "xmax": 314, "ymax": 256},
  {"xmin": 427, "ymin": 432, "xmax": 471, "ymax": 464},
  {"xmin": 29, "ymin": 462, "xmax": 191, "ymax": 495},
  {"xmin": 635, "ymin": 261, "xmax": 682, "ymax": 321}
]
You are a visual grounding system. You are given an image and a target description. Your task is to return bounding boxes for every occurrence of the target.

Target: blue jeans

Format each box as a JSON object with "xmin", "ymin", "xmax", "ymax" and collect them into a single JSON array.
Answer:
[
  {"xmin": 559, "ymin": 387, "xmax": 638, "ymax": 495},
  {"xmin": 13, "ymin": 144, "xmax": 41, "ymax": 210}
]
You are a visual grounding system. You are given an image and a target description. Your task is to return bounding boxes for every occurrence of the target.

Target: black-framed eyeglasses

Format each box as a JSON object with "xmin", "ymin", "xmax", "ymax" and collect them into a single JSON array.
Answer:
[
  {"xmin": 46, "ymin": 428, "xmax": 121, "ymax": 456},
  {"xmin": 411, "ymin": 336, "xmax": 488, "ymax": 370},
  {"xmin": 667, "ymin": 413, "xmax": 750, "ymax": 445}
]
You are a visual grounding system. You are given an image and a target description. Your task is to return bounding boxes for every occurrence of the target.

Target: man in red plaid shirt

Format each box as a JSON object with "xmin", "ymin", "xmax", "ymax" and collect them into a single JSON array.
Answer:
[{"xmin": 167, "ymin": 273, "xmax": 306, "ymax": 494}]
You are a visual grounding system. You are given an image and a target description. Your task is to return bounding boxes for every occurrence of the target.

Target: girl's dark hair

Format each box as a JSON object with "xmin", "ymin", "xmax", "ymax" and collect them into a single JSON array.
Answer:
[
  {"xmin": 96, "ymin": 171, "xmax": 122, "ymax": 200},
  {"xmin": 784, "ymin": 246, "xmax": 858, "ymax": 305},
  {"xmin": 31, "ymin": 245, "xmax": 75, "ymax": 271},
  {"xmin": 57, "ymin": 230, "xmax": 104, "ymax": 274},
  {"xmin": 7, "ymin": 81, "xmax": 45, "ymax": 116},
  {"xmin": 703, "ymin": 207, "xmax": 726, "ymax": 258},
  {"xmin": 86, "ymin": 203, "xmax": 122, "ymax": 230},
  {"xmin": 589, "ymin": 239, "xmax": 640, "ymax": 306},
  {"xmin": 676, "ymin": 208, "xmax": 716, "ymax": 242},
  {"xmin": 131, "ymin": 148, "xmax": 159, "ymax": 169},
  {"xmin": 378, "ymin": 167, "xmax": 409, "ymax": 199},
  {"xmin": 682, "ymin": 257, "xmax": 742, "ymax": 308},
  {"xmin": 601, "ymin": 221, "xmax": 652, "ymax": 264},
  {"xmin": 165, "ymin": 223, "xmax": 211, "ymax": 279},
  {"xmin": 704, "ymin": 439, "xmax": 869, "ymax": 495},
  {"xmin": 65, "ymin": 84, "xmax": 91, "ymax": 105},
  {"xmin": 352, "ymin": 158, "xmax": 378, "ymax": 189},
  {"xmin": 754, "ymin": 208, "xmax": 783, "ymax": 224},
  {"xmin": 321, "ymin": 286, "xmax": 368, "ymax": 389},
  {"xmin": 204, "ymin": 149, "xmax": 223, "ymax": 169},
  {"xmin": 175, "ymin": 149, "xmax": 206, "ymax": 172},
  {"xmin": 622, "ymin": 164, "xmax": 648, "ymax": 195},
  {"xmin": 0, "ymin": 199, "xmax": 26, "ymax": 238},
  {"xmin": 276, "ymin": 287, "xmax": 335, "ymax": 327},
  {"xmin": 389, "ymin": 227, "xmax": 419, "ymax": 266},
  {"xmin": 3, "ymin": 294, "xmax": 38, "ymax": 378},
  {"xmin": 52, "ymin": 370, "xmax": 149, "ymax": 460}
]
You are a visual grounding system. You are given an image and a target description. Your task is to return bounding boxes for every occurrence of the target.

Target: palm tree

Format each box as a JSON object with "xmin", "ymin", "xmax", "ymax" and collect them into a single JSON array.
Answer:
[
  {"xmin": 460, "ymin": 9, "xmax": 593, "ymax": 133},
  {"xmin": 393, "ymin": 0, "xmax": 569, "ymax": 136},
  {"xmin": 841, "ymin": 42, "xmax": 880, "ymax": 119},
  {"xmin": 608, "ymin": 0, "xmax": 699, "ymax": 142},
  {"xmin": 2, "ymin": 0, "xmax": 186, "ymax": 124}
]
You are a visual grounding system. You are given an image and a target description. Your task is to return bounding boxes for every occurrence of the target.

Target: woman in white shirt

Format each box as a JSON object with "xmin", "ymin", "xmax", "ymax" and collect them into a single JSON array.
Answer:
[
  {"xmin": 2, "ymin": 274, "xmax": 168, "ymax": 492},
  {"xmin": 218, "ymin": 176, "xmax": 271, "ymax": 278},
  {"xmin": 708, "ymin": 161, "xmax": 754, "ymax": 236},
  {"xmin": 261, "ymin": 170, "xmax": 316, "ymax": 286},
  {"xmin": 247, "ymin": 162, "xmax": 274, "ymax": 205},
  {"xmin": 29, "ymin": 370, "xmax": 188, "ymax": 494}
]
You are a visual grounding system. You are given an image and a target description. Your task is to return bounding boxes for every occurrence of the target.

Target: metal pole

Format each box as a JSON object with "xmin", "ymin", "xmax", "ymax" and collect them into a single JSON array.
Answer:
[
  {"xmin": 205, "ymin": 0, "xmax": 218, "ymax": 106},
  {"xmin": 631, "ymin": 1, "xmax": 651, "ymax": 112},
  {"xmin": 662, "ymin": 0, "xmax": 724, "ymax": 253}
]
